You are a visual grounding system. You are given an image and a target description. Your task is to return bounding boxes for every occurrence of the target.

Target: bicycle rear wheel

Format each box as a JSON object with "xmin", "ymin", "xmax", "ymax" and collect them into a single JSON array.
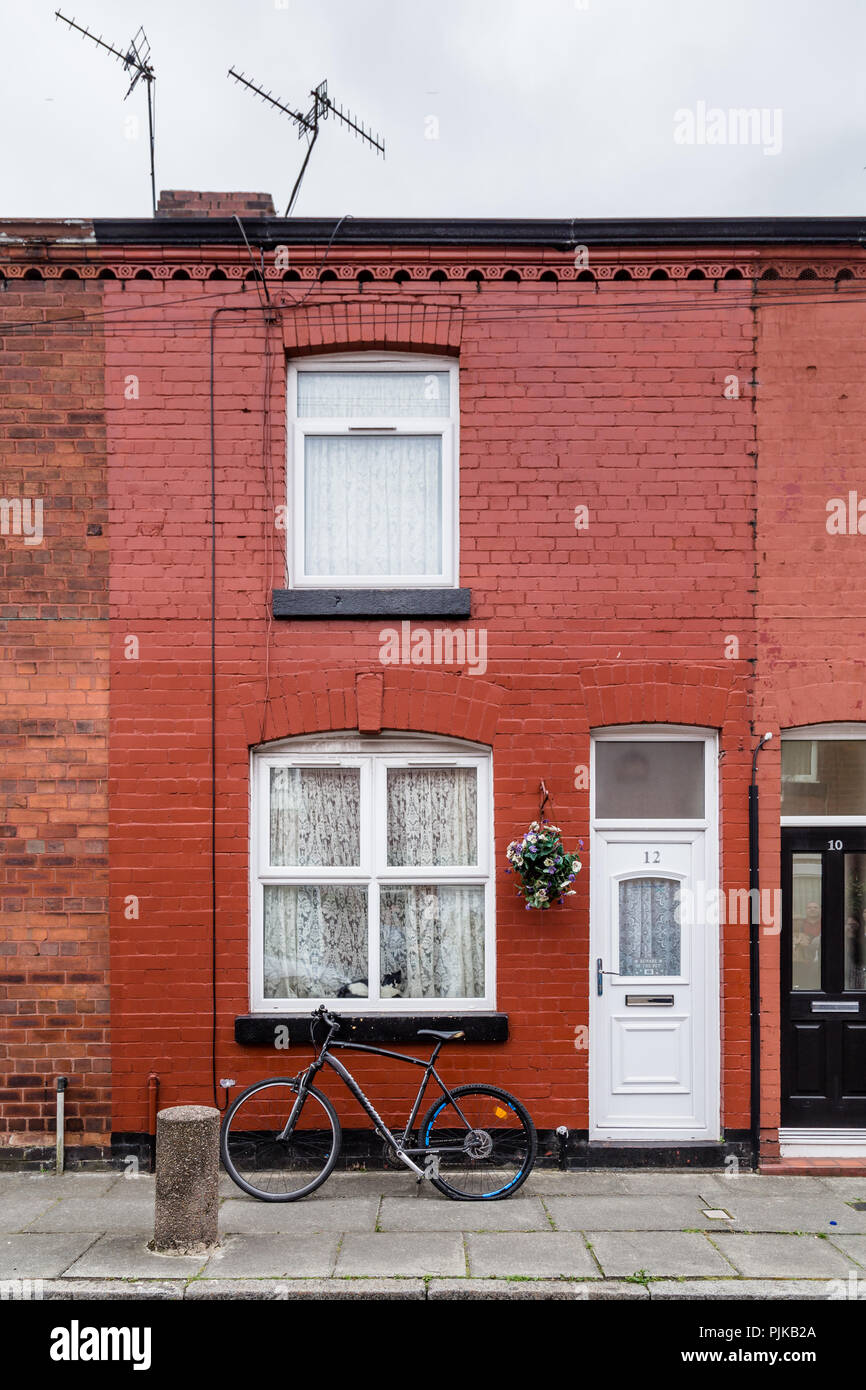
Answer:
[
  {"xmin": 419, "ymin": 1084, "xmax": 537, "ymax": 1200},
  {"xmin": 220, "ymin": 1078, "xmax": 341, "ymax": 1201}
]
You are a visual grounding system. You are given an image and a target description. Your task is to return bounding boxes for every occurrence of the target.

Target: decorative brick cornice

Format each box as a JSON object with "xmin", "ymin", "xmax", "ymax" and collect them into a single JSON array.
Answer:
[{"xmin": 3, "ymin": 244, "xmax": 866, "ymax": 285}]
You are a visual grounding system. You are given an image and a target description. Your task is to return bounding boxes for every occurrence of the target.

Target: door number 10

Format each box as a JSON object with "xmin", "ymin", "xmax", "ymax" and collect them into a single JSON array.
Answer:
[{"xmin": 828, "ymin": 839, "xmax": 843, "ymax": 850}]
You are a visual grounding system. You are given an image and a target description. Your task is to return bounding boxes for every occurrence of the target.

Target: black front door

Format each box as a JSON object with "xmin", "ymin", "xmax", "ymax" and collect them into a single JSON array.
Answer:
[{"xmin": 782, "ymin": 829, "xmax": 866, "ymax": 1126}]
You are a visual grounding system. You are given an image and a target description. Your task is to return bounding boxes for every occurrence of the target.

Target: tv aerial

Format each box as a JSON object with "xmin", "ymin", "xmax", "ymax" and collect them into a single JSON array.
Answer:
[
  {"xmin": 55, "ymin": 11, "xmax": 157, "ymax": 216},
  {"xmin": 228, "ymin": 69, "xmax": 385, "ymax": 216}
]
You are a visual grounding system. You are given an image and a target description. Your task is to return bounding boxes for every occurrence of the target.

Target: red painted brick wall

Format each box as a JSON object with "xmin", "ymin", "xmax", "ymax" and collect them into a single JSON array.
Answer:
[
  {"xmin": 0, "ymin": 280, "xmax": 109, "ymax": 1157},
  {"xmin": 755, "ymin": 284, "xmax": 866, "ymax": 1156},
  {"xmin": 104, "ymin": 275, "xmax": 757, "ymax": 1143},
  {"xmin": 11, "ymin": 246, "xmax": 861, "ymax": 1160}
]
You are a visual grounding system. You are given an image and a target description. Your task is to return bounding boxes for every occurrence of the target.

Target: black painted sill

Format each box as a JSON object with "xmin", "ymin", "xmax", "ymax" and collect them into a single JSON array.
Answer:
[
  {"xmin": 235, "ymin": 1012, "xmax": 508, "ymax": 1046},
  {"xmin": 273, "ymin": 588, "xmax": 472, "ymax": 619}
]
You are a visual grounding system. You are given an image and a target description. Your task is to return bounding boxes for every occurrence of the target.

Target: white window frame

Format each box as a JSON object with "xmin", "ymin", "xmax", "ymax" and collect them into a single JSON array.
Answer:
[
  {"xmin": 287, "ymin": 352, "xmax": 460, "ymax": 589},
  {"xmin": 250, "ymin": 732, "xmax": 494, "ymax": 1012},
  {"xmin": 781, "ymin": 723, "xmax": 866, "ymax": 826},
  {"xmin": 590, "ymin": 724, "xmax": 715, "ymax": 832}
]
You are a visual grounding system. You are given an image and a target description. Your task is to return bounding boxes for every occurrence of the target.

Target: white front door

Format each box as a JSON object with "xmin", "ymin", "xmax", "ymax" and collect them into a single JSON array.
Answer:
[{"xmin": 589, "ymin": 729, "xmax": 720, "ymax": 1142}]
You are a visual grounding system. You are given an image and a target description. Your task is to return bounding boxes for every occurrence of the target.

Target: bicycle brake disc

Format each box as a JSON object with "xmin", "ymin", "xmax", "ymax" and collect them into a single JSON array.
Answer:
[{"xmin": 464, "ymin": 1128, "xmax": 494, "ymax": 1160}]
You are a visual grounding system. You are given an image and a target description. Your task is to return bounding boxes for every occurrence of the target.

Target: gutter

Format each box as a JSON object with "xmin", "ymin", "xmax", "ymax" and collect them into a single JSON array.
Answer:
[
  {"xmin": 92, "ymin": 215, "xmax": 866, "ymax": 250},
  {"xmin": 749, "ymin": 731, "xmax": 773, "ymax": 1169}
]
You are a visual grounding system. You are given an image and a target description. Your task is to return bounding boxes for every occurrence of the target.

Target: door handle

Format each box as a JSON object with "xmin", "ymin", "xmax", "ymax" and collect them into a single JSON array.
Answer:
[{"xmin": 596, "ymin": 958, "xmax": 617, "ymax": 995}]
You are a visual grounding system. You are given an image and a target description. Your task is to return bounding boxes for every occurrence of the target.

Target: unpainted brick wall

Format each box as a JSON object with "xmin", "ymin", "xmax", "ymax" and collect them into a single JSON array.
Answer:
[{"xmin": 0, "ymin": 281, "xmax": 109, "ymax": 1155}]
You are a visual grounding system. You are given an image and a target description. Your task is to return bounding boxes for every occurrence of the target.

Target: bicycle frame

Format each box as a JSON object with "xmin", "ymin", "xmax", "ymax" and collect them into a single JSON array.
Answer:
[{"xmin": 278, "ymin": 1029, "xmax": 476, "ymax": 1180}]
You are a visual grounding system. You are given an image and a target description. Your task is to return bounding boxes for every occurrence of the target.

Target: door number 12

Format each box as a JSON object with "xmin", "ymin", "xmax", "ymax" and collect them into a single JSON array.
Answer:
[{"xmin": 644, "ymin": 850, "xmax": 661, "ymax": 863}]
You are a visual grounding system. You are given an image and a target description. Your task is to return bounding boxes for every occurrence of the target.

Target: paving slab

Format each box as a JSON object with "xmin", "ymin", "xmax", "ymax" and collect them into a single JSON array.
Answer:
[
  {"xmin": 711, "ymin": 1232, "xmax": 853, "ymax": 1278},
  {"xmin": 0, "ymin": 1192, "xmax": 63, "ymax": 1232},
  {"xmin": 821, "ymin": 1178, "xmax": 866, "ymax": 1199},
  {"xmin": 0, "ymin": 1173, "xmax": 121, "ymax": 1197},
  {"xmin": 588, "ymin": 1231, "xmax": 735, "ymax": 1278},
  {"xmin": 0, "ymin": 1233, "xmax": 99, "ymax": 1279},
  {"xmin": 378, "ymin": 1197, "xmax": 548, "ymax": 1231},
  {"xmin": 544, "ymin": 1195, "xmax": 710, "ymax": 1231},
  {"xmin": 26, "ymin": 1195, "xmax": 155, "ymax": 1233},
  {"xmin": 823, "ymin": 1232, "xmax": 866, "ymax": 1267},
  {"xmin": 705, "ymin": 1174, "xmax": 833, "ymax": 1197},
  {"xmin": 466, "ymin": 1232, "xmax": 598, "ymax": 1278},
  {"xmin": 335, "ymin": 1233, "xmax": 464, "ymax": 1277},
  {"xmin": 218, "ymin": 1171, "xmax": 411, "ymax": 1200},
  {"xmin": 718, "ymin": 1195, "xmax": 866, "ymax": 1234},
  {"xmin": 524, "ymin": 1171, "xmax": 716, "ymax": 1198},
  {"xmin": 649, "ymin": 1279, "xmax": 837, "ymax": 1300},
  {"xmin": 63, "ymin": 1235, "xmax": 207, "ymax": 1280},
  {"xmin": 200, "ymin": 1234, "xmax": 338, "ymax": 1279},
  {"xmin": 429, "ymin": 1278, "xmax": 649, "ymax": 1299},
  {"xmin": 219, "ymin": 1197, "xmax": 378, "ymax": 1234},
  {"xmin": 185, "ymin": 1277, "xmax": 426, "ymax": 1300}
]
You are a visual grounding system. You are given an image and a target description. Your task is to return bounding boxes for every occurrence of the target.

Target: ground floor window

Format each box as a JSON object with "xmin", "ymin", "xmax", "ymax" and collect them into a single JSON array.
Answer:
[{"xmin": 250, "ymin": 733, "xmax": 494, "ymax": 1011}]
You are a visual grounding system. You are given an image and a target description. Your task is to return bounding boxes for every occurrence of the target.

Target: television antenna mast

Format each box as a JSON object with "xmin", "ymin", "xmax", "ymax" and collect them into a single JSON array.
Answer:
[
  {"xmin": 228, "ymin": 69, "xmax": 385, "ymax": 216},
  {"xmin": 55, "ymin": 11, "xmax": 157, "ymax": 216}
]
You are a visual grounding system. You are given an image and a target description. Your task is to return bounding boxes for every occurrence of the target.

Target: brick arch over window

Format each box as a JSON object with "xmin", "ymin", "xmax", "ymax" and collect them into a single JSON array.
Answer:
[
  {"xmin": 281, "ymin": 300, "xmax": 463, "ymax": 355},
  {"xmin": 758, "ymin": 661, "xmax": 866, "ymax": 731},
  {"xmin": 228, "ymin": 668, "xmax": 505, "ymax": 749},
  {"xmin": 578, "ymin": 662, "xmax": 738, "ymax": 730}
]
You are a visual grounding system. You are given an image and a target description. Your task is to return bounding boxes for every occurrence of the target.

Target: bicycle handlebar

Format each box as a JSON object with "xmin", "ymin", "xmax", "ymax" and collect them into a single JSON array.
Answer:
[{"xmin": 310, "ymin": 1004, "xmax": 341, "ymax": 1043}]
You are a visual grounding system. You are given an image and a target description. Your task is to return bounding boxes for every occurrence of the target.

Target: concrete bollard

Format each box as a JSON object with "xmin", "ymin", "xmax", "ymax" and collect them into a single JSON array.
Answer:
[{"xmin": 151, "ymin": 1105, "xmax": 220, "ymax": 1254}]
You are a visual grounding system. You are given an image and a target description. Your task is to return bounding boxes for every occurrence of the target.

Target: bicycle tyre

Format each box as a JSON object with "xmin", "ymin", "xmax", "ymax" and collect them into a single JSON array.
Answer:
[
  {"xmin": 418, "ymin": 1083, "xmax": 537, "ymax": 1201},
  {"xmin": 220, "ymin": 1077, "xmax": 341, "ymax": 1202}
]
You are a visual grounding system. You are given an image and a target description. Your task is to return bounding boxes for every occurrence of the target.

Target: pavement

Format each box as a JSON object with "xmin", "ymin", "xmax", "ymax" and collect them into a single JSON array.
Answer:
[{"xmin": 2, "ymin": 1166, "xmax": 866, "ymax": 1300}]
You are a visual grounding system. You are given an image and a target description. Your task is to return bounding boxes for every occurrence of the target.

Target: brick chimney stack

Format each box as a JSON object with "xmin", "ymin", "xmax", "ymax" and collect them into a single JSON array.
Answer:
[{"xmin": 156, "ymin": 191, "xmax": 276, "ymax": 218}]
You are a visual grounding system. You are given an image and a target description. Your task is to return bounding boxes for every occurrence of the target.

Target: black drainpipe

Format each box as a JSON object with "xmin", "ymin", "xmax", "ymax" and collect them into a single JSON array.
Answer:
[{"xmin": 749, "ymin": 731, "xmax": 773, "ymax": 1170}]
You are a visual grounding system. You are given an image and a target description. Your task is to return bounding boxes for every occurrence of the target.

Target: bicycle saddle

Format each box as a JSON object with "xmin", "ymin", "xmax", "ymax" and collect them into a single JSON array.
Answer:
[{"xmin": 417, "ymin": 1029, "xmax": 465, "ymax": 1042}]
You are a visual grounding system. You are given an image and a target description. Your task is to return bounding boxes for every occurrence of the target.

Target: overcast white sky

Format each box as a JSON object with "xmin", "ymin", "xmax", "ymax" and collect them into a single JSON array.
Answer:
[{"xmin": 3, "ymin": 0, "xmax": 865, "ymax": 220}]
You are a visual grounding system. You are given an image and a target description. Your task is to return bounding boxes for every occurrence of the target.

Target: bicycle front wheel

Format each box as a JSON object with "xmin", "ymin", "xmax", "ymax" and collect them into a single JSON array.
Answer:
[
  {"xmin": 220, "ymin": 1078, "xmax": 341, "ymax": 1201},
  {"xmin": 419, "ymin": 1084, "xmax": 537, "ymax": 1201}
]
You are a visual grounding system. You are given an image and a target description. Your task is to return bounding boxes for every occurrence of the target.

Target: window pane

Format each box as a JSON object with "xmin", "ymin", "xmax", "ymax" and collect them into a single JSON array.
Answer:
[
  {"xmin": 387, "ymin": 767, "xmax": 477, "ymax": 866},
  {"xmin": 595, "ymin": 741, "xmax": 705, "ymax": 819},
  {"xmin": 792, "ymin": 853, "xmax": 822, "ymax": 991},
  {"xmin": 618, "ymin": 878, "xmax": 681, "ymax": 977},
  {"xmin": 263, "ymin": 885, "xmax": 367, "ymax": 998},
  {"xmin": 380, "ymin": 885, "xmax": 484, "ymax": 998},
  {"xmin": 269, "ymin": 767, "xmax": 360, "ymax": 866},
  {"xmin": 298, "ymin": 371, "xmax": 450, "ymax": 418},
  {"xmin": 781, "ymin": 740, "xmax": 866, "ymax": 816},
  {"xmin": 304, "ymin": 435, "xmax": 442, "ymax": 577},
  {"xmin": 844, "ymin": 852, "xmax": 866, "ymax": 991}
]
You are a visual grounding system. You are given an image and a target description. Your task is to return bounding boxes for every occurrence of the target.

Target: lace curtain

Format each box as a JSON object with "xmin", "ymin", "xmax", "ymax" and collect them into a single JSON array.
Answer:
[
  {"xmin": 264, "ymin": 885, "xmax": 367, "ymax": 998},
  {"xmin": 618, "ymin": 877, "xmax": 681, "ymax": 977},
  {"xmin": 387, "ymin": 767, "xmax": 477, "ymax": 865},
  {"xmin": 297, "ymin": 370, "xmax": 450, "ymax": 418},
  {"xmin": 383, "ymin": 766, "xmax": 483, "ymax": 997},
  {"xmin": 269, "ymin": 767, "xmax": 360, "ymax": 866},
  {"xmin": 304, "ymin": 434, "xmax": 442, "ymax": 577},
  {"xmin": 381, "ymin": 885, "xmax": 484, "ymax": 999}
]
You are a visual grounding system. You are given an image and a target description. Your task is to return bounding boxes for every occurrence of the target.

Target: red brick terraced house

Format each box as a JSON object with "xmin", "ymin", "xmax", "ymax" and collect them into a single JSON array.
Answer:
[{"xmin": 2, "ymin": 192, "xmax": 866, "ymax": 1170}]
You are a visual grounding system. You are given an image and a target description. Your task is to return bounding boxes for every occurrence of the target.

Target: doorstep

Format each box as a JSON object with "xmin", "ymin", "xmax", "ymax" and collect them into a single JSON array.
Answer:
[{"xmin": 761, "ymin": 1157, "xmax": 866, "ymax": 1176}]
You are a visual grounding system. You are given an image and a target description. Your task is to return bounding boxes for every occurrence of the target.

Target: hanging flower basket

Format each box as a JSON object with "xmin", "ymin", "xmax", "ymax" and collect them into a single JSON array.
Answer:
[{"xmin": 505, "ymin": 821, "xmax": 582, "ymax": 910}]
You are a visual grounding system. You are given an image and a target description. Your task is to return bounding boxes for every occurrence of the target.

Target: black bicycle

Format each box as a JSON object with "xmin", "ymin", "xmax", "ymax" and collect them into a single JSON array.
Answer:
[{"xmin": 220, "ymin": 1006, "xmax": 537, "ymax": 1202}]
